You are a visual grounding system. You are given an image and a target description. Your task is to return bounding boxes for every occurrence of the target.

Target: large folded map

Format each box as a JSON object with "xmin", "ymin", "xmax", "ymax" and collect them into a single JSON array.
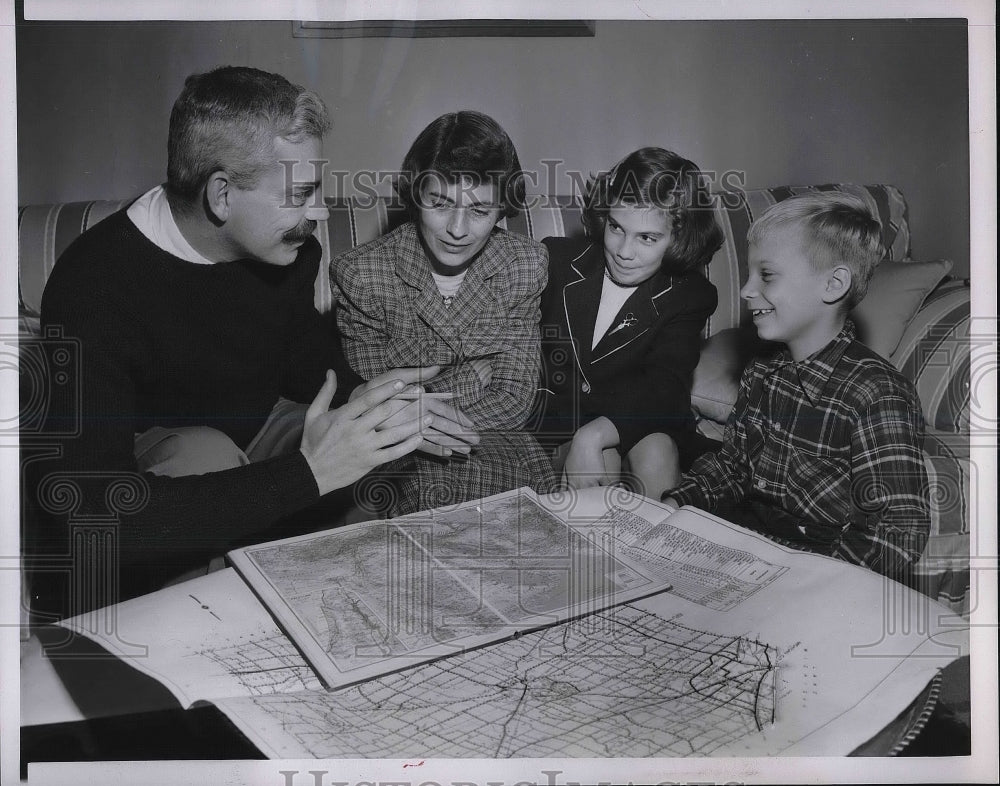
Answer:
[{"xmin": 57, "ymin": 486, "xmax": 968, "ymax": 758}]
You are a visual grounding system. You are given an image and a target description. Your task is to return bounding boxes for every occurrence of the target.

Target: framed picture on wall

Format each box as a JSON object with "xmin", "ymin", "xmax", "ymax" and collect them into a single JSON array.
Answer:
[{"xmin": 291, "ymin": 19, "xmax": 596, "ymax": 38}]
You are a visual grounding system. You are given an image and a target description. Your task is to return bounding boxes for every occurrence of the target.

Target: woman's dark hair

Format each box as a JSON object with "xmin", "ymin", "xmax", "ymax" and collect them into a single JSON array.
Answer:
[
  {"xmin": 396, "ymin": 111, "xmax": 526, "ymax": 220},
  {"xmin": 583, "ymin": 147, "xmax": 724, "ymax": 274}
]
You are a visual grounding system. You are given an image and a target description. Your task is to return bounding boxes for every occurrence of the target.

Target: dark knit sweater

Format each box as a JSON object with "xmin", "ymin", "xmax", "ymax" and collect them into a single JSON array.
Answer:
[{"xmin": 31, "ymin": 210, "xmax": 359, "ymax": 607}]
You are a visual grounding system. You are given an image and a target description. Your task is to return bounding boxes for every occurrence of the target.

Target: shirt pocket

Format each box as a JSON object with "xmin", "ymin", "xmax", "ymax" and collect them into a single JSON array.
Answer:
[{"xmin": 785, "ymin": 444, "xmax": 851, "ymax": 528}]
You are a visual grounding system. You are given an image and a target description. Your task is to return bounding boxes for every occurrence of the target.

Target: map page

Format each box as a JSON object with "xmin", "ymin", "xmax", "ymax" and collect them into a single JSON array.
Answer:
[
  {"xmin": 214, "ymin": 604, "xmax": 779, "ymax": 758},
  {"xmin": 226, "ymin": 487, "xmax": 674, "ymax": 688}
]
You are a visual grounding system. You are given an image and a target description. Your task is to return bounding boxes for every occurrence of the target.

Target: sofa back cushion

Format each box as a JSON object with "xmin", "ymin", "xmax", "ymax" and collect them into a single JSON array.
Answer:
[
  {"xmin": 18, "ymin": 184, "xmax": 912, "ymax": 339},
  {"xmin": 314, "ymin": 183, "xmax": 912, "ymax": 336},
  {"xmin": 17, "ymin": 200, "xmax": 132, "ymax": 318}
]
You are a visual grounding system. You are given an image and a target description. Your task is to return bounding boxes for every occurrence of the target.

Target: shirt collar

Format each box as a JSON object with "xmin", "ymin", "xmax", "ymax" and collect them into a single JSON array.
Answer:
[
  {"xmin": 126, "ymin": 185, "xmax": 216, "ymax": 265},
  {"xmin": 767, "ymin": 321, "xmax": 857, "ymax": 405}
]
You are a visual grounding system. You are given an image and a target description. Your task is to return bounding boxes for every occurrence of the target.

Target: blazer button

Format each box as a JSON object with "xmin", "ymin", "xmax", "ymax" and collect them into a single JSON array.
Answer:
[{"xmin": 581, "ymin": 382, "xmax": 591, "ymax": 393}]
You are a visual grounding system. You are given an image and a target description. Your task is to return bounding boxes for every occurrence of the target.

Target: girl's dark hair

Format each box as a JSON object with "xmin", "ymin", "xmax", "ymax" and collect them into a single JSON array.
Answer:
[
  {"xmin": 396, "ymin": 111, "xmax": 526, "ymax": 220},
  {"xmin": 583, "ymin": 147, "xmax": 724, "ymax": 274}
]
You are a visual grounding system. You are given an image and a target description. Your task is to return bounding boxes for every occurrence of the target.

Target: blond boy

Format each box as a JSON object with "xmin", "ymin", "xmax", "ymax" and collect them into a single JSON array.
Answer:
[{"xmin": 665, "ymin": 192, "xmax": 930, "ymax": 581}]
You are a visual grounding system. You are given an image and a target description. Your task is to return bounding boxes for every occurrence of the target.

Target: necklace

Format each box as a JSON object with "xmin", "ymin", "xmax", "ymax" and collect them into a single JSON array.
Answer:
[{"xmin": 603, "ymin": 268, "xmax": 637, "ymax": 289}]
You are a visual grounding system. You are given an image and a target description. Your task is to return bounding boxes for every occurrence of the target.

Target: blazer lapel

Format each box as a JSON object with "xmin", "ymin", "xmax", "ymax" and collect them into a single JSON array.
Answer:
[
  {"xmin": 447, "ymin": 235, "xmax": 506, "ymax": 329},
  {"xmin": 590, "ymin": 271, "xmax": 675, "ymax": 363},
  {"xmin": 561, "ymin": 244, "xmax": 604, "ymax": 366},
  {"xmin": 395, "ymin": 225, "xmax": 456, "ymax": 330}
]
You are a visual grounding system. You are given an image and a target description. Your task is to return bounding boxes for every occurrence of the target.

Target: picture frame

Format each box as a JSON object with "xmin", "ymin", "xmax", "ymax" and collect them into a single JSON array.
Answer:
[{"xmin": 291, "ymin": 19, "xmax": 596, "ymax": 39}]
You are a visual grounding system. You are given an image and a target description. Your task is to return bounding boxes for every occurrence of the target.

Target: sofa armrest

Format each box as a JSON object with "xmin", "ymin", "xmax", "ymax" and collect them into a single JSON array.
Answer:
[
  {"xmin": 890, "ymin": 279, "xmax": 971, "ymax": 434},
  {"xmin": 914, "ymin": 429, "xmax": 971, "ymax": 616}
]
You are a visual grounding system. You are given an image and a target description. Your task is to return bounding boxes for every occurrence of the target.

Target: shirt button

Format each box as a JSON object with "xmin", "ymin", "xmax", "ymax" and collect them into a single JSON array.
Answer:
[
  {"xmin": 582, "ymin": 382, "xmax": 591, "ymax": 393},
  {"xmin": 757, "ymin": 479, "xmax": 766, "ymax": 489}
]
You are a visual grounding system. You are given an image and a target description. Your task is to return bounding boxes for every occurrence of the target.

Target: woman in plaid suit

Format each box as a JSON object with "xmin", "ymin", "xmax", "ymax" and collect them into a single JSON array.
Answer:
[{"xmin": 333, "ymin": 111, "xmax": 557, "ymax": 514}]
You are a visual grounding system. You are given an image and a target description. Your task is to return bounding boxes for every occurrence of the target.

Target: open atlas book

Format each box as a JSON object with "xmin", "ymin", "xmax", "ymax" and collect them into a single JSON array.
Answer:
[
  {"xmin": 225, "ymin": 486, "xmax": 687, "ymax": 689},
  {"xmin": 56, "ymin": 486, "xmax": 968, "ymax": 758}
]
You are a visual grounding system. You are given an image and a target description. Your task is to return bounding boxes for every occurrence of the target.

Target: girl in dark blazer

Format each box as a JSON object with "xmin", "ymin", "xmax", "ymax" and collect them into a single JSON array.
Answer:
[{"xmin": 536, "ymin": 147, "xmax": 723, "ymax": 499}]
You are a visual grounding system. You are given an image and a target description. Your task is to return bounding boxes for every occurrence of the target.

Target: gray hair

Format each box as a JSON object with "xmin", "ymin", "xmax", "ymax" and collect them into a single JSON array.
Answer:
[{"xmin": 166, "ymin": 66, "xmax": 330, "ymax": 209}]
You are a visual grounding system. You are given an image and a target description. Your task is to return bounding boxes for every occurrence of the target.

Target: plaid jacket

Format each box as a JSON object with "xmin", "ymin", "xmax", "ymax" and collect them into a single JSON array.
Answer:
[
  {"xmin": 671, "ymin": 322, "xmax": 930, "ymax": 578},
  {"xmin": 332, "ymin": 222, "xmax": 548, "ymax": 430}
]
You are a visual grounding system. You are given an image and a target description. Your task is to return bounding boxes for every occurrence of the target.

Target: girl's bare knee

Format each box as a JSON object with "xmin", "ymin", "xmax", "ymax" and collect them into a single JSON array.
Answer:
[{"xmin": 625, "ymin": 433, "xmax": 680, "ymax": 497}]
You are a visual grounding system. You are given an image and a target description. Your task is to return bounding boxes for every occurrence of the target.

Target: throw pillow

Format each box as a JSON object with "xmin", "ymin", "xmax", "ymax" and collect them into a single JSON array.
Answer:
[
  {"xmin": 851, "ymin": 259, "xmax": 953, "ymax": 360},
  {"xmin": 690, "ymin": 326, "xmax": 765, "ymax": 424}
]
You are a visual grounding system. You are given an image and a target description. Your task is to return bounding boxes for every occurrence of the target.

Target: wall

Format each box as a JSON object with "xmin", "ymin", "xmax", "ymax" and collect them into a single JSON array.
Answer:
[{"xmin": 16, "ymin": 18, "xmax": 970, "ymax": 276}]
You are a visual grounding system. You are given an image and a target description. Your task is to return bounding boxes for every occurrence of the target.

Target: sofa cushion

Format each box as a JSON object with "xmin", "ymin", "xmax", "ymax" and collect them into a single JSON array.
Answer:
[
  {"xmin": 850, "ymin": 259, "xmax": 953, "ymax": 360},
  {"xmin": 19, "ymin": 185, "xmax": 912, "ymax": 347}
]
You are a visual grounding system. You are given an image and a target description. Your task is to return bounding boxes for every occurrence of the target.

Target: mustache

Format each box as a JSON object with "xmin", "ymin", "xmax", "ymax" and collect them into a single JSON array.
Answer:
[{"xmin": 283, "ymin": 219, "xmax": 317, "ymax": 243}]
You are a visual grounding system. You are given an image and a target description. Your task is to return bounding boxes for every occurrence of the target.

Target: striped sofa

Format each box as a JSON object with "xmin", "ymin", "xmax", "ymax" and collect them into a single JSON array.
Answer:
[{"xmin": 17, "ymin": 184, "xmax": 972, "ymax": 613}]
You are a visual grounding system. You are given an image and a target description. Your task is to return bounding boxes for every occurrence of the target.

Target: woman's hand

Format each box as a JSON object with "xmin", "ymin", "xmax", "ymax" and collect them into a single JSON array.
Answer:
[
  {"xmin": 349, "ymin": 365, "xmax": 442, "ymax": 402},
  {"xmin": 399, "ymin": 395, "xmax": 481, "ymax": 457},
  {"xmin": 348, "ymin": 365, "xmax": 480, "ymax": 458}
]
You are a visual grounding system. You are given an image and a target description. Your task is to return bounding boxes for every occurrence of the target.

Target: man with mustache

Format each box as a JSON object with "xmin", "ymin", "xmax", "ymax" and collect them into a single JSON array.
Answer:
[{"xmin": 30, "ymin": 67, "xmax": 456, "ymax": 615}]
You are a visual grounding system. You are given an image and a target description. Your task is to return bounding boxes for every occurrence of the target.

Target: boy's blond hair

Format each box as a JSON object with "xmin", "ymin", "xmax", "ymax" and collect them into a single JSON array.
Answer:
[{"xmin": 747, "ymin": 192, "xmax": 884, "ymax": 309}]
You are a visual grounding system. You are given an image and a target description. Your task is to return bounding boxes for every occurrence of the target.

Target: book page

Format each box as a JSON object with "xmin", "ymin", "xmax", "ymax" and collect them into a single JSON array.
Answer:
[{"xmin": 617, "ymin": 505, "xmax": 789, "ymax": 609}]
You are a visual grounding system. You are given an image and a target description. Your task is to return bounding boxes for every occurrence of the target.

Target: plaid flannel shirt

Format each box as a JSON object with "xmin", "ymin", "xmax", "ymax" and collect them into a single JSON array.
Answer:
[
  {"xmin": 332, "ymin": 222, "xmax": 547, "ymax": 430},
  {"xmin": 672, "ymin": 322, "xmax": 930, "ymax": 578}
]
